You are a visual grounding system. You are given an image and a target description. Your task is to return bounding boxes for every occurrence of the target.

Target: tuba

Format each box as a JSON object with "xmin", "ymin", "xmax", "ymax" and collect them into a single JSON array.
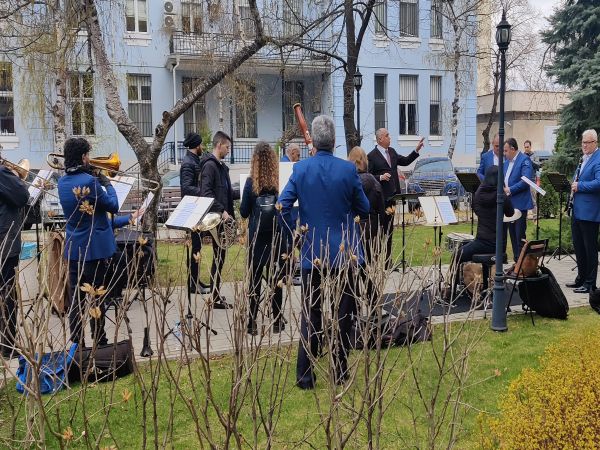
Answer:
[{"xmin": 196, "ymin": 213, "xmax": 238, "ymax": 249}]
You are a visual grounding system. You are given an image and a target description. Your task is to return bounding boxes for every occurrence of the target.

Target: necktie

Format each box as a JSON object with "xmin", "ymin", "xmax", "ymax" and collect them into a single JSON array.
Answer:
[{"xmin": 385, "ymin": 149, "xmax": 391, "ymax": 167}]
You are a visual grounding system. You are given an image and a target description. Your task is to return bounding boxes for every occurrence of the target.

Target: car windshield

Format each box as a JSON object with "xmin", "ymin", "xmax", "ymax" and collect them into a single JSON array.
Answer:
[{"xmin": 415, "ymin": 160, "xmax": 453, "ymax": 173}]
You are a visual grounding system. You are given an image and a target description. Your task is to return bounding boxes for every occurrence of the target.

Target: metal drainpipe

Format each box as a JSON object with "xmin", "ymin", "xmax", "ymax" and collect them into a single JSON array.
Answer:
[{"xmin": 171, "ymin": 57, "xmax": 180, "ymax": 168}]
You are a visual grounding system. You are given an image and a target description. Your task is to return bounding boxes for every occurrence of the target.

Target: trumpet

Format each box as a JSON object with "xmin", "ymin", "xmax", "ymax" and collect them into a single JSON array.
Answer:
[
  {"xmin": 196, "ymin": 213, "xmax": 238, "ymax": 249},
  {"xmin": 1, "ymin": 156, "xmax": 30, "ymax": 180},
  {"xmin": 47, "ymin": 152, "xmax": 160, "ymax": 192}
]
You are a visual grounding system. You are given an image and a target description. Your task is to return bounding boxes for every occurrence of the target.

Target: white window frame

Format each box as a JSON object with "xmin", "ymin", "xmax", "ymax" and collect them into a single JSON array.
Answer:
[
  {"xmin": 182, "ymin": 77, "xmax": 207, "ymax": 136},
  {"xmin": 430, "ymin": 0, "xmax": 443, "ymax": 39},
  {"xmin": 399, "ymin": 75, "xmax": 418, "ymax": 136},
  {"xmin": 181, "ymin": 0, "xmax": 203, "ymax": 34},
  {"xmin": 283, "ymin": 80, "xmax": 305, "ymax": 135},
  {"xmin": 399, "ymin": 0, "xmax": 419, "ymax": 38},
  {"xmin": 374, "ymin": 0, "xmax": 387, "ymax": 35},
  {"xmin": 127, "ymin": 74, "xmax": 153, "ymax": 137},
  {"xmin": 68, "ymin": 72, "xmax": 95, "ymax": 136},
  {"xmin": 235, "ymin": 80, "xmax": 257, "ymax": 139},
  {"xmin": 283, "ymin": 0, "xmax": 303, "ymax": 37},
  {"xmin": 126, "ymin": 0, "xmax": 148, "ymax": 33},
  {"xmin": 0, "ymin": 62, "xmax": 15, "ymax": 136}
]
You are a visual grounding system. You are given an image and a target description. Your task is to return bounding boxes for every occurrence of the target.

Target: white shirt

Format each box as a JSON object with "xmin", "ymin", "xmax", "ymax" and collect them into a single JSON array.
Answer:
[
  {"xmin": 579, "ymin": 148, "xmax": 598, "ymax": 175},
  {"xmin": 493, "ymin": 154, "xmax": 499, "ymax": 166},
  {"xmin": 504, "ymin": 151, "xmax": 519, "ymax": 186},
  {"xmin": 377, "ymin": 144, "xmax": 391, "ymax": 166}
]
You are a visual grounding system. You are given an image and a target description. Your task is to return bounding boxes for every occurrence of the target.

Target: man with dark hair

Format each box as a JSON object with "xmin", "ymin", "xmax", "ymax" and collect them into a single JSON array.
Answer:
[
  {"xmin": 199, "ymin": 131, "xmax": 234, "ymax": 309},
  {"xmin": 502, "ymin": 137, "xmax": 534, "ymax": 261},
  {"xmin": 58, "ymin": 137, "xmax": 142, "ymax": 345},
  {"xmin": 180, "ymin": 132, "xmax": 210, "ymax": 295},
  {"xmin": 0, "ymin": 150, "xmax": 29, "ymax": 358},
  {"xmin": 279, "ymin": 115, "xmax": 369, "ymax": 389}
]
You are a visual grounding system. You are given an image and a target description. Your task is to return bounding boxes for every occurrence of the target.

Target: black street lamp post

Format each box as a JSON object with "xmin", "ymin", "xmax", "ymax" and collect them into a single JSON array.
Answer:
[
  {"xmin": 491, "ymin": 11, "xmax": 511, "ymax": 332},
  {"xmin": 354, "ymin": 66, "xmax": 363, "ymax": 142}
]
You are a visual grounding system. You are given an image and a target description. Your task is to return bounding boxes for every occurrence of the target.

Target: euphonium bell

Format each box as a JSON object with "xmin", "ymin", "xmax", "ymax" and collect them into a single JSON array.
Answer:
[
  {"xmin": 0, "ymin": 157, "xmax": 30, "ymax": 180},
  {"xmin": 196, "ymin": 213, "xmax": 238, "ymax": 249},
  {"xmin": 89, "ymin": 153, "xmax": 121, "ymax": 176}
]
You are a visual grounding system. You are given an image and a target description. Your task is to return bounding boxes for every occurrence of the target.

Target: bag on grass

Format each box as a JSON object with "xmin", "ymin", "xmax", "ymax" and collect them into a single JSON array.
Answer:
[
  {"xmin": 518, "ymin": 266, "xmax": 569, "ymax": 319},
  {"xmin": 381, "ymin": 294, "xmax": 432, "ymax": 347},
  {"xmin": 68, "ymin": 339, "xmax": 134, "ymax": 383},
  {"xmin": 16, "ymin": 344, "xmax": 78, "ymax": 395}
]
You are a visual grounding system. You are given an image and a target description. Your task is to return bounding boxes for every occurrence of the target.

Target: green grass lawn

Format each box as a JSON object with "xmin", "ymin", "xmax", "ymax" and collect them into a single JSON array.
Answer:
[
  {"xmin": 2, "ymin": 307, "xmax": 597, "ymax": 448},
  {"xmin": 155, "ymin": 218, "xmax": 560, "ymax": 284}
]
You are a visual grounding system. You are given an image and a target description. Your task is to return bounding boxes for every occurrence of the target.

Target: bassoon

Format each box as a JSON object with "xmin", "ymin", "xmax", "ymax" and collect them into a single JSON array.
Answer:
[{"xmin": 293, "ymin": 103, "xmax": 314, "ymax": 153}]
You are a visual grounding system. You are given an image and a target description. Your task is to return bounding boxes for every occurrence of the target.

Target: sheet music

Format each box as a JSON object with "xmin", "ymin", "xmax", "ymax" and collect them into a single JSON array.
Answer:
[
  {"xmin": 279, "ymin": 162, "xmax": 298, "ymax": 206},
  {"xmin": 108, "ymin": 175, "xmax": 136, "ymax": 209},
  {"xmin": 28, "ymin": 169, "xmax": 53, "ymax": 204},
  {"xmin": 434, "ymin": 196, "xmax": 458, "ymax": 224},
  {"xmin": 134, "ymin": 192, "xmax": 155, "ymax": 226},
  {"xmin": 521, "ymin": 175, "xmax": 546, "ymax": 196},
  {"xmin": 418, "ymin": 197, "xmax": 443, "ymax": 225},
  {"xmin": 165, "ymin": 196, "xmax": 214, "ymax": 231},
  {"xmin": 239, "ymin": 173, "xmax": 249, "ymax": 198}
]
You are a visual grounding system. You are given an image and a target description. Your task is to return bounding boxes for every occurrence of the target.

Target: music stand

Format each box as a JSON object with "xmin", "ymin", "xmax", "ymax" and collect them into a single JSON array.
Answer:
[
  {"xmin": 390, "ymin": 192, "xmax": 420, "ymax": 273},
  {"xmin": 27, "ymin": 169, "xmax": 54, "ymax": 263},
  {"xmin": 165, "ymin": 196, "xmax": 218, "ymax": 349},
  {"xmin": 546, "ymin": 173, "xmax": 575, "ymax": 262},
  {"xmin": 456, "ymin": 172, "xmax": 480, "ymax": 236}
]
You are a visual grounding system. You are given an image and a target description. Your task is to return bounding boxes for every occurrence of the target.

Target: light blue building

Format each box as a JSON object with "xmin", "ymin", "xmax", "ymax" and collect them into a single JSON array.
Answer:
[{"xmin": 0, "ymin": 0, "xmax": 476, "ymax": 170}]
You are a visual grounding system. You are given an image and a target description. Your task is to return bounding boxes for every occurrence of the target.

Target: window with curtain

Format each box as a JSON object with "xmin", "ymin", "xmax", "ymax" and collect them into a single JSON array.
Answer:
[
  {"xmin": 430, "ymin": 0, "xmax": 443, "ymax": 39},
  {"xmin": 374, "ymin": 0, "xmax": 387, "ymax": 34},
  {"xmin": 126, "ymin": 0, "xmax": 148, "ymax": 32},
  {"xmin": 430, "ymin": 76, "xmax": 442, "ymax": 136},
  {"xmin": 0, "ymin": 62, "xmax": 14, "ymax": 135},
  {"xmin": 69, "ymin": 72, "xmax": 95, "ymax": 136},
  {"xmin": 284, "ymin": 80, "xmax": 305, "ymax": 134},
  {"xmin": 400, "ymin": 0, "xmax": 418, "ymax": 37},
  {"xmin": 374, "ymin": 75, "xmax": 387, "ymax": 131},
  {"xmin": 182, "ymin": 77, "xmax": 207, "ymax": 136},
  {"xmin": 182, "ymin": 0, "xmax": 203, "ymax": 34},
  {"xmin": 399, "ymin": 75, "xmax": 418, "ymax": 135},
  {"xmin": 127, "ymin": 74, "xmax": 152, "ymax": 137},
  {"xmin": 235, "ymin": 80, "xmax": 257, "ymax": 138}
]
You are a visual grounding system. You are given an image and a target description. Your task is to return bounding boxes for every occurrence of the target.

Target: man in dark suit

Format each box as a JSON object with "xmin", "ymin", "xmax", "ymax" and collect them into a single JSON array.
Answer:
[
  {"xmin": 566, "ymin": 129, "xmax": 600, "ymax": 294},
  {"xmin": 477, "ymin": 134, "xmax": 500, "ymax": 181},
  {"xmin": 58, "ymin": 138, "xmax": 142, "ymax": 345},
  {"xmin": 502, "ymin": 138, "xmax": 534, "ymax": 261},
  {"xmin": 199, "ymin": 131, "xmax": 235, "ymax": 309},
  {"xmin": 0, "ymin": 152, "xmax": 29, "ymax": 358},
  {"xmin": 180, "ymin": 132, "xmax": 210, "ymax": 295},
  {"xmin": 279, "ymin": 115, "xmax": 369, "ymax": 389},
  {"xmin": 367, "ymin": 128, "xmax": 423, "ymax": 267}
]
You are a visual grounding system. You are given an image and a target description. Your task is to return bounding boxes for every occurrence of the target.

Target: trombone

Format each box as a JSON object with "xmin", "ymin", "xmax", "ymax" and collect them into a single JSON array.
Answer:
[
  {"xmin": 0, "ymin": 156, "xmax": 60, "ymax": 201},
  {"xmin": 46, "ymin": 152, "xmax": 160, "ymax": 192}
]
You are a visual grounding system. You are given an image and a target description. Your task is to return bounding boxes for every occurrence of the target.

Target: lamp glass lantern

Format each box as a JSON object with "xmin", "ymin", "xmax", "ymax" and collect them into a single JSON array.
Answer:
[
  {"xmin": 353, "ymin": 66, "xmax": 363, "ymax": 92},
  {"xmin": 495, "ymin": 12, "xmax": 512, "ymax": 50}
]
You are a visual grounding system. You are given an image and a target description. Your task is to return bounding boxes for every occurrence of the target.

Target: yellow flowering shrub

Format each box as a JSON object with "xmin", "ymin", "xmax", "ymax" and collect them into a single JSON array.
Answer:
[{"xmin": 482, "ymin": 329, "xmax": 600, "ymax": 449}]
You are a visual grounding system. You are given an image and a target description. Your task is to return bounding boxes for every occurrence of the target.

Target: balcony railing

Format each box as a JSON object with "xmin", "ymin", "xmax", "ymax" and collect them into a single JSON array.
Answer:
[{"xmin": 170, "ymin": 31, "xmax": 330, "ymax": 64}]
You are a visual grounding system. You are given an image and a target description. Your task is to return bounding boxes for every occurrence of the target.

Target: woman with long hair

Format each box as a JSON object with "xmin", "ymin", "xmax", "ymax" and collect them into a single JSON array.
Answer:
[{"xmin": 240, "ymin": 142, "xmax": 285, "ymax": 335}]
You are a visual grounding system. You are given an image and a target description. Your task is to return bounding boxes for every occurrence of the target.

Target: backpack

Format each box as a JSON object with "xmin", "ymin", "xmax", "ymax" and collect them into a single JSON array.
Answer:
[
  {"xmin": 254, "ymin": 194, "xmax": 277, "ymax": 233},
  {"xmin": 68, "ymin": 340, "xmax": 134, "ymax": 383},
  {"xmin": 16, "ymin": 344, "xmax": 78, "ymax": 395},
  {"xmin": 518, "ymin": 266, "xmax": 569, "ymax": 319}
]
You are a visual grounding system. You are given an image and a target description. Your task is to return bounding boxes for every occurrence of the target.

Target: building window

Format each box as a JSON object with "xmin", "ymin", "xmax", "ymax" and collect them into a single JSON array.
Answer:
[
  {"xmin": 69, "ymin": 72, "xmax": 95, "ymax": 136},
  {"xmin": 235, "ymin": 80, "xmax": 257, "ymax": 139},
  {"xmin": 283, "ymin": 0, "xmax": 303, "ymax": 37},
  {"xmin": 374, "ymin": 0, "xmax": 387, "ymax": 34},
  {"xmin": 430, "ymin": 76, "xmax": 442, "ymax": 136},
  {"xmin": 182, "ymin": 77, "xmax": 207, "ymax": 136},
  {"xmin": 65, "ymin": 0, "xmax": 88, "ymax": 30},
  {"xmin": 0, "ymin": 62, "xmax": 14, "ymax": 135},
  {"xmin": 182, "ymin": 0, "xmax": 203, "ymax": 34},
  {"xmin": 374, "ymin": 75, "xmax": 387, "ymax": 131},
  {"xmin": 399, "ymin": 75, "xmax": 418, "ymax": 135},
  {"xmin": 430, "ymin": 0, "xmax": 442, "ymax": 39},
  {"xmin": 400, "ymin": 0, "xmax": 419, "ymax": 37},
  {"xmin": 238, "ymin": 0, "xmax": 255, "ymax": 38},
  {"xmin": 126, "ymin": 0, "xmax": 148, "ymax": 33},
  {"xmin": 127, "ymin": 74, "xmax": 152, "ymax": 137},
  {"xmin": 284, "ymin": 80, "xmax": 305, "ymax": 134}
]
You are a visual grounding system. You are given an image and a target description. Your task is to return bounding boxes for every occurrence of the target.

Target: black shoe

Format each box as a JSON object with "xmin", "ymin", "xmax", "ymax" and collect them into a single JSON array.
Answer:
[
  {"xmin": 189, "ymin": 284, "xmax": 211, "ymax": 295},
  {"xmin": 574, "ymin": 286, "xmax": 591, "ymax": 294},
  {"xmin": 1, "ymin": 347, "xmax": 16, "ymax": 359},
  {"xmin": 212, "ymin": 296, "xmax": 233, "ymax": 309},
  {"xmin": 273, "ymin": 320, "xmax": 285, "ymax": 334},
  {"xmin": 247, "ymin": 322, "xmax": 258, "ymax": 336},
  {"xmin": 296, "ymin": 380, "xmax": 315, "ymax": 390},
  {"xmin": 565, "ymin": 280, "xmax": 583, "ymax": 288}
]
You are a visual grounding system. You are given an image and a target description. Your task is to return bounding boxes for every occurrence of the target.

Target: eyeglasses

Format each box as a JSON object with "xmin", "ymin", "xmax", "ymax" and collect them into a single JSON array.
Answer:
[{"xmin": 582, "ymin": 140, "xmax": 597, "ymax": 144}]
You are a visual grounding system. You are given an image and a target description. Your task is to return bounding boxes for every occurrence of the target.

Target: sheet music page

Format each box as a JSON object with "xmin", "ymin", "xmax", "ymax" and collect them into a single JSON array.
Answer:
[
  {"xmin": 239, "ymin": 173, "xmax": 249, "ymax": 200},
  {"xmin": 109, "ymin": 175, "xmax": 136, "ymax": 209},
  {"xmin": 435, "ymin": 196, "xmax": 458, "ymax": 224},
  {"xmin": 134, "ymin": 192, "xmax": 155, "ymax": 226},
  {"xmin": 418, "ymin": 196, "xmax": 444, "ymax": 225},
  {"xmin": 165, "ymin": 196, "xmax": 214, "ymax": 231},
  {"xmin": 520, "ymin": 175, "xmax": 546, "ymax": 196},
  {"xmin": 28, "ymin": 169, "xmax": 53, "ymax": 204},
  {"xmin": 279, "ymin": 162, "xmax": 298, "ymax": 206}
]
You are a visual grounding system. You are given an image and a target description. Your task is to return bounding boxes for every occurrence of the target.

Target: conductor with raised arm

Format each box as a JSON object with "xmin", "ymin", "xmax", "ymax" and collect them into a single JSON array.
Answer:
[{"xmin": 367, "ymin": 128, "xmax": 423, "ymax": 266}]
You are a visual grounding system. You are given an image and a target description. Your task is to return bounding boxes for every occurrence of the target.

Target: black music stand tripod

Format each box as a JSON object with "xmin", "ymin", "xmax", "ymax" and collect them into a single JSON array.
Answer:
[
  {"xmin": 390, "ymin": 192, "xmax": 421, "ymax": 273},
  {"xmin": 455, "ymin": 172, "xmax": 481, "ymax": 236},
  {"xmin": 546, "ymin": 172, "xmax": 576, "ymax": 262}
]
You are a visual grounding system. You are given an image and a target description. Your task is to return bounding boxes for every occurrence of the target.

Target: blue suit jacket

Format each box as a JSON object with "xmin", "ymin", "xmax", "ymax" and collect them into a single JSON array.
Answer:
[
  {"xmin": 573, "ymin": 149, "xmax": 600, "ymax": 222},
  {"xmin": 278, "ymin": 150, "xmax": 370, "ymax": 269},
  {"xmin": 503, "ymin": 152, "xmax": 534, "ymax": 211},
  {"xmin": 477, "ymin": 151, "xmax": 496, "ymax": 181},
  {"xmin": 280, "ymin": 154, "xmax": 291, "ymax": 162},
  {"xmin": 58, "ymin": 172, "xmax": 131, "ymax": 261}
]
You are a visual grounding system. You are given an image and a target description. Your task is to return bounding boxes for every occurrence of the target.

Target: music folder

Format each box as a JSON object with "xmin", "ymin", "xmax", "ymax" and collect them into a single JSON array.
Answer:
[
  {"xmin": 108, "ymin": 175, "xmax": 136, "ymax": 209},
  {"xmin": 165, "ymin": 196, "xmax": 214, "ymax": 231},
  {"xmin": 418, "ymin": 196, "xmax": 457, "ymax": 226},
  {"xmin": 521, "ymin": 175, "xmax": 546, "ymax": 196},
  {"xmin": 27, "ymin": 169, "xmax": 54, "ymax": 205}
]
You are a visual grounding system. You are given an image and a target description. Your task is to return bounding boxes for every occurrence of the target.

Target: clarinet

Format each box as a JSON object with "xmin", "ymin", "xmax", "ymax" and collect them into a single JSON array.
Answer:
[{"xmin": 565, "ymin": 157, "xmax": 583, "ymax": 216}]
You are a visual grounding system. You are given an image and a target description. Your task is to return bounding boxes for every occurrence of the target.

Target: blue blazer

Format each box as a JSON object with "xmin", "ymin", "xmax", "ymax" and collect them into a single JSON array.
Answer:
[
  {"xmin": 280, "ymin": 154, "xmax": 291, "ymax": 162},
  {"xmin": 503, "ymin": 152, "xmax": 534, "ymax": 211},
  {"xmin": 477, "ymin": 150, "xmax": 496, "ymax": 181},
  {"xmin": 573, "ymin": 149, "xmax": 600, "ymax": 222},
  {"xmin": 278, "ymin": 150, "xmax": 370, "ymax": 269},
  {"xmin": 58, "ymin": 171, "xmax": 131, "ymax": 262}
]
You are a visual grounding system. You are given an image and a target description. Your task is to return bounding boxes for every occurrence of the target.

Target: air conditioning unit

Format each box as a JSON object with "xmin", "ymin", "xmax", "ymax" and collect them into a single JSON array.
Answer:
[
  {"xmin": 164, "ymin": 14, "xmax": 175, "ymax": 28},
  {"xmin": 163, "ymin": 0, "xmax": 174, "ymax": 14}
]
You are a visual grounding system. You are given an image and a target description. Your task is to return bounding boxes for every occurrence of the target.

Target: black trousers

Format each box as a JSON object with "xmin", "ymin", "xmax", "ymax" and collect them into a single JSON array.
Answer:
[
  {"xmin": 382, "ymin": 204, "xmax": 394, "ymax": 269},
  {"xmin": 571, "ymin": 217, "xmax": 599, "ymax": 289},
  {"xmin": 450, "ymin": 239, "xmax": 496, "ymax": 291},
  {"xmin": 188, "ymin": 231, "xmax": 204, "ymax": 291},
  {"xmin": 68, "ymin": 258, "xmax": 111, "ymax": 345},
  {"xmin": 210, "ymin": 238, "xmax": 226, "ymax": 296},
  {"xmin": 504, "ymin": 210, "xmax": 527, "ymax": 262},
  {"xmin": 0, "ymin": 255, "xmax": 19, "ymax": 352},
  {"xmin": 297, "ymin": 267, "xmax": 357, "ymax": 387},
  {"xmin": 247, "ymin": 233, "xmax": 287, "ymax": 327}
]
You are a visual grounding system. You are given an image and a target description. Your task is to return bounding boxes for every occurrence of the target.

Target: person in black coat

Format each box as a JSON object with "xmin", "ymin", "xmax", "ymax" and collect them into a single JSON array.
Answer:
[
  {"xmin": 0, "ymin": 155, "xmax": 30, "ymax": 358},
  {"xmin": 180, "ymin": 132, "xmax": 211, "ymax": 295},
  {"xmin": 199, "ymin": 131, "xmax": 235, "ymax": 309},
  {"xmin": 240, "ymin": 142, "xmax": 287, "ymax": 335},
  {"xmin": 367, "ymin": 128, "xmax": 423, "ymax": 267}
]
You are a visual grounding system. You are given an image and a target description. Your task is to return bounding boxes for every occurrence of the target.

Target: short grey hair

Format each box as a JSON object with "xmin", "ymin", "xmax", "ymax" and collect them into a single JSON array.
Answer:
[
  {"xmin": 287, "ymin": 142, "xmax": 300, "ymax": 155},
  {"xmin": 311, "ymin": 115, "xmax": 335, "ymax": 151},
  {"xmin": 375, "ymin": 128, "xmax": 387, "ymax": 141},
  {"xmin": 582, "ymin": 129, "xmax": 598, "ymax": 142}
]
